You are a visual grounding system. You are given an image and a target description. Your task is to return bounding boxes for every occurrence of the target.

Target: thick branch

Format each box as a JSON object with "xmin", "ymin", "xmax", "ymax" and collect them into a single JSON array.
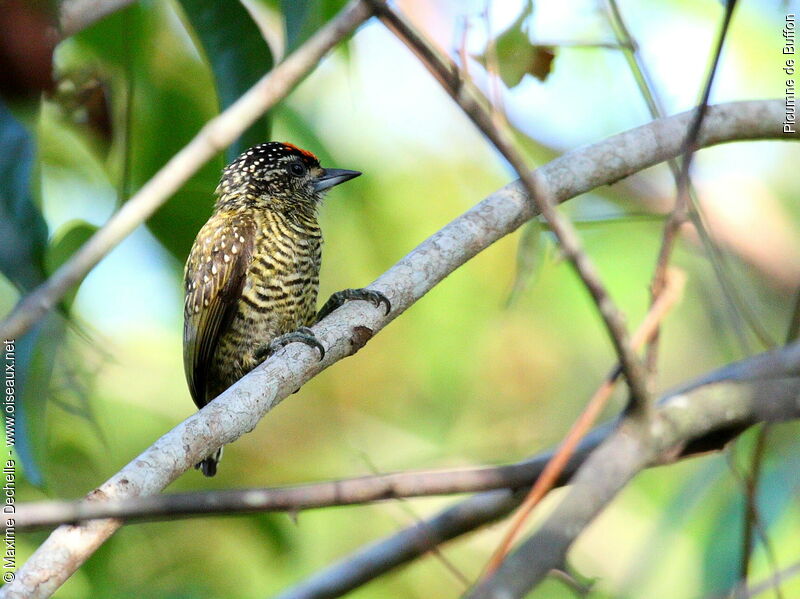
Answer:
[
  {"xmin": 278, "ymin": 342, "xmax": 800, "ymax": 599},
  {"xmin": 3, "ymin": 99, "xmax": 793, "ymax": 599},
  {"xmin": 0, "ymin": 0, "xmax": 373, "ymax": 342}
]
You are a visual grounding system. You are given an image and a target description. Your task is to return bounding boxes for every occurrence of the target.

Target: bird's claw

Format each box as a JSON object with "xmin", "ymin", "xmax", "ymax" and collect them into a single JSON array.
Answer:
[
  {"xmin": 317, "ymin": 288, "xmax": 391, "ymax": 322},
  {"xmin": 256, "ymin": 327, "xmax": 325, "ymax": 362}
]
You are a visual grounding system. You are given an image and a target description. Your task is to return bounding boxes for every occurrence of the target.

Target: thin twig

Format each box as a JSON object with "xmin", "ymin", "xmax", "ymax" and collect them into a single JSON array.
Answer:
[
  {"xmin": 368, "ymin": 0, "xmax": 651, "ymax": 411},
  {"xmin": 602, "ymin": 0, "xmax": 767, "ymax": 373},
  {"xmin": 357, "ymin": 454, "xmax": 471, "ymax": 589},
  {"xmin": 5, "ymin": 461, "xmax": 575, "ymax": 532},
  {"xmin": 728, "ymin": 435, "xmax": 783, "ymax": 599},
  {"xmin": 483, "ymin": 268, "xmax": 685, "ymax": 574},
  {"xmin": 787, "ymin": 288, "xmax": 800, "ymax": 343},
  {"xmin": 603, "ymin": 7, "xmax": 781, "ymax": 590}
]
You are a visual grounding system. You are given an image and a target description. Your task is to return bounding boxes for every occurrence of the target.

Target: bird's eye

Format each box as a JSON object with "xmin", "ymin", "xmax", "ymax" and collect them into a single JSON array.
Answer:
[{"xmin": 289, "ymin": 162, "xmax": 306, "ymax": 177}]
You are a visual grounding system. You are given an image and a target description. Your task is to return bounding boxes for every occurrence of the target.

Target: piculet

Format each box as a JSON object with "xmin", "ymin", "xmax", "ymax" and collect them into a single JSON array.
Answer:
[{"xmin": 183, "ymin": 142, "xmax": 390, "ymax": 476}]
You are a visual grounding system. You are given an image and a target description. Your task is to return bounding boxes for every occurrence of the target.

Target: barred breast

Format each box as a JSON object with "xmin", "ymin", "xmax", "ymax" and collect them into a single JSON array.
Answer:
[{"xmin": 208, "ymin": 211, "xmax": 322, "ymax": 398}]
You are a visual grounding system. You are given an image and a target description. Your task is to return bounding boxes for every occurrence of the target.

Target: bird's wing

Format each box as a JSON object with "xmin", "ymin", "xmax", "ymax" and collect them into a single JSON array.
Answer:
[{"xmin": 183, "ymin": 218, "xmax": 254, "ymax": 408}]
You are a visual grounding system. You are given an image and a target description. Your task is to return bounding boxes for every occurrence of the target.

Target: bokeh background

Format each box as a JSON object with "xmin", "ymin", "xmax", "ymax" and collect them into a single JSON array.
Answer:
[{"xmin": 2, "ymin": 0, "xmax": 800, "ymax": 597}]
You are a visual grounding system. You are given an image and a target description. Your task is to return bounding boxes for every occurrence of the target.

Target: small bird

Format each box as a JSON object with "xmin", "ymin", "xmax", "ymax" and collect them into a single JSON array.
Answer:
[{"xmin": 183, "ymin": 142, "xmax": 390, "ymax": 476}]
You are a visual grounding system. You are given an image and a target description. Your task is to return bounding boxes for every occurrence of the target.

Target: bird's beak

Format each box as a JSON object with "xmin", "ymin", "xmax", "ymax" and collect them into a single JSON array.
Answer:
[{"xmin": 313, "ymin": 168, "xmax": 361, "ymax": 192}]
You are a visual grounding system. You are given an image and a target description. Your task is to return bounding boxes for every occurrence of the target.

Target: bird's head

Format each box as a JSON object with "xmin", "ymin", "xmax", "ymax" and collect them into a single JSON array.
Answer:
[{"xmin": 215, "ymin": 142, "xmax": 361, "ymax": 216}]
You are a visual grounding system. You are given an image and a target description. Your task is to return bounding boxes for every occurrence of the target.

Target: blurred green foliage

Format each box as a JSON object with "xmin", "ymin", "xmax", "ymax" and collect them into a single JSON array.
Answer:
[
  {"xmin": 178, "ymin": 0, "xmax": 273, "ymax": 161},
  {"xmin": 2, "ymin": 1, "xmax": 800, "ymax": 598}
]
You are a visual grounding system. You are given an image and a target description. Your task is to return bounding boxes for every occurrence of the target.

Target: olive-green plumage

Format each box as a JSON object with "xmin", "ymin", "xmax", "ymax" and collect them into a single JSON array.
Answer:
[{"xmin": 183, "ymin": 142, "xmax": 366, "ymax": 476}]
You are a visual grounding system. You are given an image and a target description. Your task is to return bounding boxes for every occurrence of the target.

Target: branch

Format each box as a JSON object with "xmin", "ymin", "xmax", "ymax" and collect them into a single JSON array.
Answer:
[
  {"xmin": 0, "ymin": 0, "xmax": 373, "ymax": 342},
  {"xmin": 275, "ymin": 341, "xmax": 800, "ymax": 599},
  {"xmin": 3, "ymin": 99, "xmax": 793, "ymax": 599},
  {"xmin": 10, "ymin": 441, "xmax": 597, "ymax": 532}
]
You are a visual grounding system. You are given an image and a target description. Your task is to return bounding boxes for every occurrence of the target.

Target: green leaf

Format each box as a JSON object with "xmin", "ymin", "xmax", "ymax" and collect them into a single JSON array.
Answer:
[
  {"xmin": 474, "ymin": 1, "xmax": 556, "ymax": 88},
  {"xmin": 0, "ymin": 100, "xmax": 49, "ymax": 291},
  {"xmin": 179, "ymin": 0, "xmax": 273, "ymax": 162},
  {"xmin": 281, "ymin": 0, "xmax": 349, "ymax": 52},
  {"xmin": 45, "ymin": 220, "xmax": 99, "ymax": 309}
]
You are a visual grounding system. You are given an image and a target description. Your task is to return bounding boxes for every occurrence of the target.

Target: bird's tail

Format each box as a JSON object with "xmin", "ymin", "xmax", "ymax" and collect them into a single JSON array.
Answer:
[{"xmin": 195, "ymin": 447, "xmax": 223, "ymax": 477}]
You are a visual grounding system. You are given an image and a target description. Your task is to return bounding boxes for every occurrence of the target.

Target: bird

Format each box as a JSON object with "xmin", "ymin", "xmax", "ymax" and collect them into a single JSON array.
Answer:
[{"xmin": 183, "ymin": 141, "xmax": 390, "ymax": 476}]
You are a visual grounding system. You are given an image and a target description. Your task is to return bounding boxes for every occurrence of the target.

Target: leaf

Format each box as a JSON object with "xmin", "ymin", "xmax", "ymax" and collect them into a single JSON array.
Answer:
[
  {"xmin": 0, "ymin": 100, "xmax": 49, "ymax": 291},
  {"xmin": 281, "ymin": 0, "xmax": 349, "ymax": 52},
  {"xmin": 474, "ymin": 1, "xmax": 556, "ymax": 88},
  {"xmin": 524, "ymin": 46, "xmax": 556, "ymax": 83},
  {"xmin": 179, "ymin": 0, "xmax": 273, "ymax": 162},
  {"xmin": 45, "ymin": 220, "xmax": 99, "ymax": 309}
]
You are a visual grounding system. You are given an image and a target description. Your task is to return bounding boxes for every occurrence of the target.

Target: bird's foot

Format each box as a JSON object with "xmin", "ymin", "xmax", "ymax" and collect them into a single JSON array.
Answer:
[
  {"xmin": 316, "ymin": 288, "xmax": 391, "ymax": 322},
  {"xmin": 195, "ymin": 448, "xmax": 223, "ymax": 477},
  {"xmin": 255, "ymin": 327, "xmax": 326, "ymax": 362}
]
